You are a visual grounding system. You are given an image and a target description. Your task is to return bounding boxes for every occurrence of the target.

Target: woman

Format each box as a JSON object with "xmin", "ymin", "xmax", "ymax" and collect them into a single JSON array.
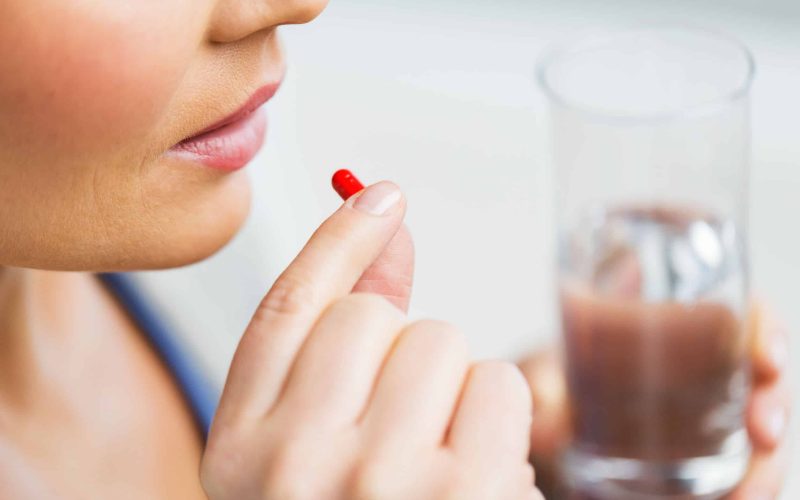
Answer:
[{"xmin": 0, "ymin": 0, "xmax": 789, "ymax": 498}]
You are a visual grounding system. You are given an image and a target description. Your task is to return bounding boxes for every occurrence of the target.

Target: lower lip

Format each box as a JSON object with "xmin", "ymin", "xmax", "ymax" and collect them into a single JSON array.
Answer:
[{"xmin": 167, "ymin": 108, "xmax": 268, "ymax": 171}]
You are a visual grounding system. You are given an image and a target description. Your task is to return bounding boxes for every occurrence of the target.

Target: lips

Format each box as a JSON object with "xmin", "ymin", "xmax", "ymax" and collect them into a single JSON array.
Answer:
[{"xmin": 167, "ymin": 81, "xmax": 282, "ymax": 171}]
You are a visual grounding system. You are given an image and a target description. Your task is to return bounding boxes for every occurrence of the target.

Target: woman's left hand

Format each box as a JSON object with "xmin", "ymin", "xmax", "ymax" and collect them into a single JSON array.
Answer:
[{"xmin": 519, "ymin": 303, "xmax": 792, "ymax": 499}]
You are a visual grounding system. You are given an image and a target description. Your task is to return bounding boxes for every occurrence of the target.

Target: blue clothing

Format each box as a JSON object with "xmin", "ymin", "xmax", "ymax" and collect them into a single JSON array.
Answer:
[{"xmin": 98, "ymin": 273, "xmax": 218, "ymax": 438}]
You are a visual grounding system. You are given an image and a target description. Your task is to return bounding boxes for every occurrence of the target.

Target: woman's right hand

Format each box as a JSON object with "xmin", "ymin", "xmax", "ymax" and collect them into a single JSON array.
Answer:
[{"xmin": 200, "ymin": 181, "xmax": 542, "ymax": 500}]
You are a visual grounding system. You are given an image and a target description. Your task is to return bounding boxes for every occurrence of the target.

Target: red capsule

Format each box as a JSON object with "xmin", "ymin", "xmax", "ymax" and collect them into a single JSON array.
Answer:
[{"xmin": 331, "ymin": 169, "xmax": 365, "ymax": 200}]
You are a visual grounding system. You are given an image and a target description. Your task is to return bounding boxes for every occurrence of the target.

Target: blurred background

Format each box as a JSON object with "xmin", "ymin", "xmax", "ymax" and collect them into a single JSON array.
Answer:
[{"xmin": 133, "ymin": 0, "xmax": 798, "ymax": 496}]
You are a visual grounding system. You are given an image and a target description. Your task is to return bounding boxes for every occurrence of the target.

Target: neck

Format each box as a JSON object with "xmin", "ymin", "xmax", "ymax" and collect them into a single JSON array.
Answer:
[{"xmin": 0, "ymin": 269, "xmax": 101, "ymax": 409}]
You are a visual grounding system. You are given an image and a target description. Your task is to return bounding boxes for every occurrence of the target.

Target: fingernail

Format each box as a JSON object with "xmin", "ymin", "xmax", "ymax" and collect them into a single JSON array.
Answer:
[
  {"xmin": 765, "ymin": 406, "xmax": 787, "ymax": 443},
  {"xmin": 351, "ymin": 181, "xmax": 402, "ymax": 216}
]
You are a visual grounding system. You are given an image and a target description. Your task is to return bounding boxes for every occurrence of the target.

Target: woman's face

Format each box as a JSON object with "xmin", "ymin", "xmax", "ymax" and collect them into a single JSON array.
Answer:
[{"xmin": 0, "ymin": 0, "xmax": 327, "ymax": 271}]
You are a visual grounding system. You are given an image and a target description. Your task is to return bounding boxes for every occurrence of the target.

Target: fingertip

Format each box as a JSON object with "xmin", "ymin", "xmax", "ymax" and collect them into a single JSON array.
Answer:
[
  {"xmin": 748, "ymin": 386, "xmax": 788, "ymax": 451},
  {"xmin": 347, "ymin": 181, "xmax": 405, "ymax": 217},
  {"xmin": 478, "ymin": 360, "xmax": 535, "ymax": 417},
  {"xmin": 352, "ymin": 224, "xmax": 415, "ymax": 313}
]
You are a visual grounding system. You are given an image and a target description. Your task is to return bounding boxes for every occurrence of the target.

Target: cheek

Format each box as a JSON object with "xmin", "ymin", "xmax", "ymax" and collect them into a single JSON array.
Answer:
[
  {"xmin": 0, "ymin": 1, "xmax": 208, "ymax": 166},
  {"xmin": 0, "ymin": 1, "xmax": 253, "ymax": 270}
]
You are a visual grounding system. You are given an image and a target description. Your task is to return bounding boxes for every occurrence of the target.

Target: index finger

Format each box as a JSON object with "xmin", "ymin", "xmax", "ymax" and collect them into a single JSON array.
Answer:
[{"xmin": 217, "ymin": 181, "xmax": 407, "ymax": 421}]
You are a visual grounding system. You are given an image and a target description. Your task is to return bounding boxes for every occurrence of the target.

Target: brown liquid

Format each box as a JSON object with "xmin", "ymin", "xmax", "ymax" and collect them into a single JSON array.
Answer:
[{"xmin": 562, "ymin": 289, "xmax": 748, "ymax": 461}]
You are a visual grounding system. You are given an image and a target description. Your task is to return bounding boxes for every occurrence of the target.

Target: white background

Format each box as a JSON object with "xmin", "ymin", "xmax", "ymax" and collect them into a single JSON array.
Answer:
[{"xmin": 137, "ymin": 0, "xmax": 799, "ymax": 496}]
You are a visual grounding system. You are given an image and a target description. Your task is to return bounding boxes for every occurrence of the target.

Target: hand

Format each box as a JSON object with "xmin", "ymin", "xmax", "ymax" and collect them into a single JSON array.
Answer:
[
  {"xmin": 519, "ymin": 304, "xmax": 791, "ymax": 499},
  {"xmin": 201, "ymin": 181, "xmax": 543, "ymax": 500}
]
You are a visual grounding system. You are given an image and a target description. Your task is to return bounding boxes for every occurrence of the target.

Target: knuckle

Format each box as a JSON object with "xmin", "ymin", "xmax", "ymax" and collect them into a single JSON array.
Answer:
[
  {"xmin": 520, "ymin": 463, "xmax": 536, "ymax": 489},
  {"xmin": 440, "ymin": 468, "xmax": 534, "ymax": 500},
  {"xmin": 335, "ymin": 292, "xmax": 404, "ymax": 321},
  {"xmin": 350, "ymin": 459, "xmax": 396, "ymax": 500},
  {"xmin": 199, "ymin": 456, "xmax": 229, "ymax": 497},
  {"xmin": 439, "ymin": 477, "xmax": 474, "ymax": 500},
  {"xmin": 200, "ymin": 428, "xmax": 247, "ymax": 497},
  {"xmin": 258, "ymin": 274, "xmax": 318, "ymax": 317},
  {"xmin": 441, "ymin": 487, "xmax": 468, "ymax": 500},
  {"xmin": 474, "ymin": 360, "xmax": 529, "ymax": 390},
  {"xmin": 472, "ymin": 361, "xmax": 533, "ymax": 412},
  {"xmin": 410, "ymin": 319, "xmax": 469, "ymax": 359},
  {"xmin": 263, "ymin": 441, "xmax": 315, "ymax": 500}
]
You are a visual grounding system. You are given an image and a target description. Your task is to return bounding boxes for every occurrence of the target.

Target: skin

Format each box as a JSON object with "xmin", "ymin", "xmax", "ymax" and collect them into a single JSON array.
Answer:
[
  {"xmin": 0, "ymin": 0, "xmax": 302, "ymax": 270},
  {"xmin": 0, "ymin": 0, "xmax": 540, "ymax": 497},
  {"xmin": 0, "ymin": 0, "xmax": 788, "ymax": 498},
  {"xmin": 202, "ymin": 184, "xmax": 541, "ymax": 499}
]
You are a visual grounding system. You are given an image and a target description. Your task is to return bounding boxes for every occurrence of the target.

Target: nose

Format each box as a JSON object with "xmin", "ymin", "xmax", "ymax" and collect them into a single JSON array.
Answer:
[{"xmin": 208, "ymin": 0, "xmax": 329, "ymax": 43}]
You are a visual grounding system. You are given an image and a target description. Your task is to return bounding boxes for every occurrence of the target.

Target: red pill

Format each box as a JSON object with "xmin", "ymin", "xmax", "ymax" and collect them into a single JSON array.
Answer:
[{"xmin": 331, "ymin": 169, "xmax": 365, "ymax": 200}]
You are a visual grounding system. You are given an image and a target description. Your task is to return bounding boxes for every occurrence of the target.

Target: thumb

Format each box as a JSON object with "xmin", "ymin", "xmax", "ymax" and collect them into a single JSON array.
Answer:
[
  {"xmin": 352, "ymin": 224, "xmax": 414, "ymax": 312},
  {"xmin": 215, "ymin": 180, "xmax": 407, "ymax": 419},
  {"xmin": 332, "ymin": 170, "xmax": 415, "ymax": 312}
]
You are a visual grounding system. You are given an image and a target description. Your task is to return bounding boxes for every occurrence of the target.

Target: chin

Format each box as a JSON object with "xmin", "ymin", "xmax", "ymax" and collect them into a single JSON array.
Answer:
[
  {"xmin": 0, "ymin": 164, "xmax": 256, "ymax": 273},
  {"xmin": 55, "ymin": 170, "xmax": 253, "ymax": 273},
  {"xmin": 125, "ymin": 172, "xmax": 254, "ymax": 271}
]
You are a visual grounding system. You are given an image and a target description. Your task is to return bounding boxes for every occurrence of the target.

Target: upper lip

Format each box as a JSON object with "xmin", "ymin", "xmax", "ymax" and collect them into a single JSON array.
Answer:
[{"xmin": 180, "ymin": 80, "xmax": 283, "ymax": 141}]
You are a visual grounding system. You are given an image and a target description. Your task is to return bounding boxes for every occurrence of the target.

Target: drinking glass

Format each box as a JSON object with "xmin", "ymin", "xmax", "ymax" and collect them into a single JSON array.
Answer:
[{"xmin": 537, "ymin": 26, "xmax": 755, "ymax": 499}]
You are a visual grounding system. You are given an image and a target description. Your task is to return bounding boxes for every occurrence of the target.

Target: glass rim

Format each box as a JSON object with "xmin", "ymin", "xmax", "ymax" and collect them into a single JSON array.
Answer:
[{"xmin": 535, "ymin": 24, "xmax": 756, "ymax": 123}]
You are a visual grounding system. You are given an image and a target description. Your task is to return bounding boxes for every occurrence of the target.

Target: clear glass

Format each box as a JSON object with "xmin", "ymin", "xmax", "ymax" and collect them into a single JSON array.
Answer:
[{"xmin": 537, "ymin": 26, "xmax": 755, "ymax": 499}]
